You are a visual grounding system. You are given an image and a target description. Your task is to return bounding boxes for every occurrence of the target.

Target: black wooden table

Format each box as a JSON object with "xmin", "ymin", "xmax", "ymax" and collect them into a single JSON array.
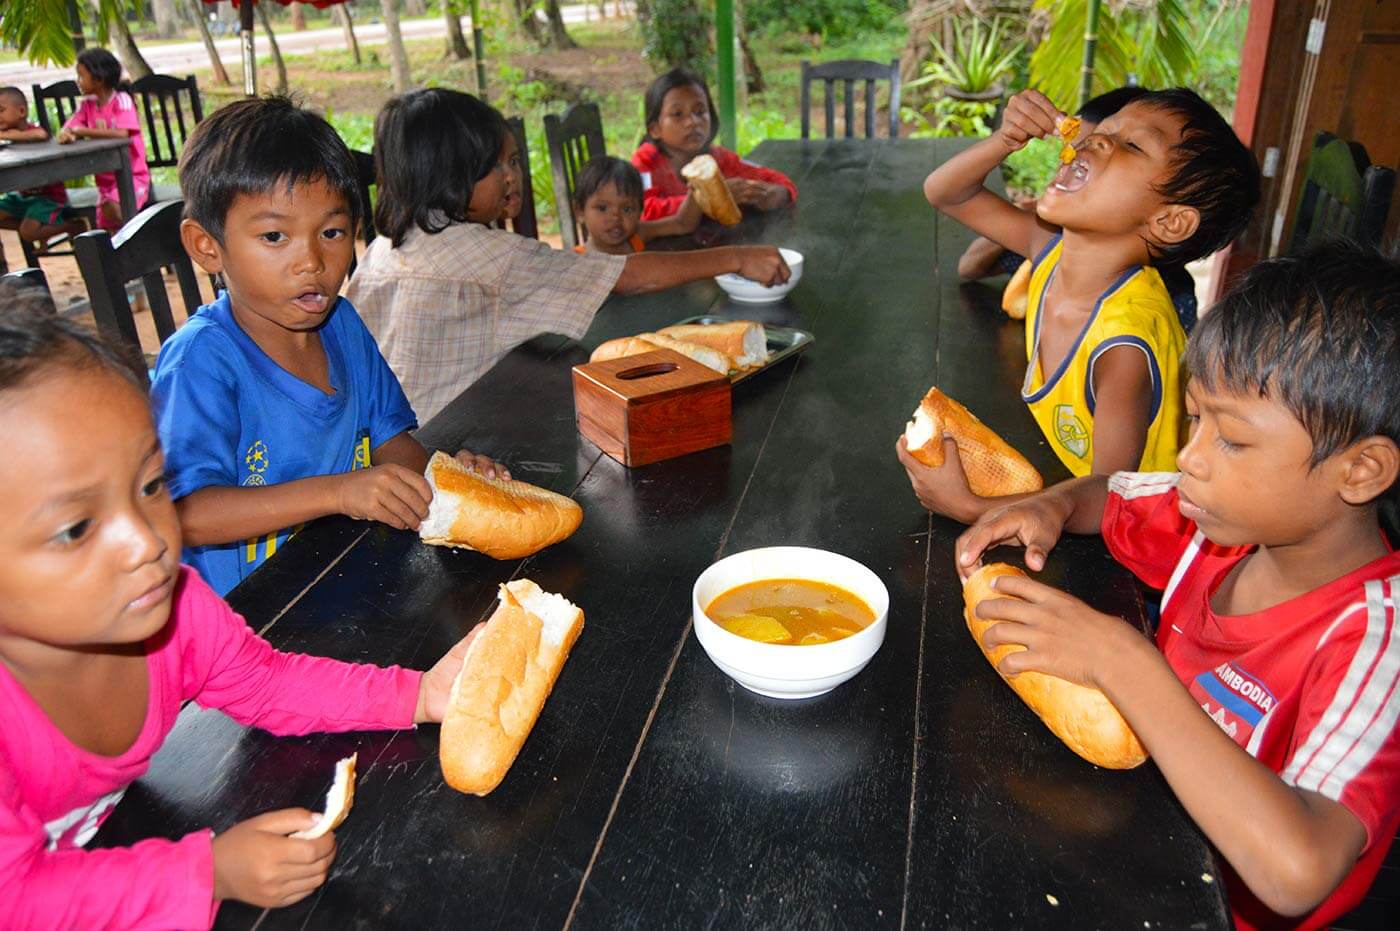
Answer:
[
  {"xmin": 0, "ymin": 137, "xmax": 138, "ymax": 220},
  {"xmin": 97, "ymin": 138, "xmax": 1230, "ymax": 930}
]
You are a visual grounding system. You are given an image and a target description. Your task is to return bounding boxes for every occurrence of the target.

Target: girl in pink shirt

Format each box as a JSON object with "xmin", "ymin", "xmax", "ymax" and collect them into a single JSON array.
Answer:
[
  {"xmin": 56, "ymin": 48, "xmax": 151, "ymax": 231},
  {"xmin": 0, "ymin": 305, "xmax": 480, "ymax": 928}
]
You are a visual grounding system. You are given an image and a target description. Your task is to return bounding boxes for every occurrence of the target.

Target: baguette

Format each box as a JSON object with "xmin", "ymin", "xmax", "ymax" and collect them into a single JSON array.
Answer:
[
  {"xmin": 963, "ymin": 563, "xmax": 1146, "ymax": 769},
  {"xmin": 589, "ymin": 333, "xmax": 732, "ymax": 374},
  {"xmin": 680, "ymin": 153, "xmax": 742, "ymax": 225},
  {"xmin": 419, "ymin": 451, "xmax": 582, "ymax": 559},
  {"xmin": 440, "ymin": 580, "xmax": 584, "ymax": 794},
  {"xmin": 903, "ymin": 387, "xmax": 1043, "ymax": 497},
  {"xmin": 656, "ymin": 321, "xmax": 768, "ymax": 370},
  {"xmin": 1001, "ymin": 259, "xmax": 1031, "ymax": 320}
]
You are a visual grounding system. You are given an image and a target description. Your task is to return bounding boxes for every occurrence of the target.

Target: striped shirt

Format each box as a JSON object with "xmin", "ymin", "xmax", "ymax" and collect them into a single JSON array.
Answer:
[{"xmin": 1103, "ymin": 471, "xmax": 1400, "ymax": 931}]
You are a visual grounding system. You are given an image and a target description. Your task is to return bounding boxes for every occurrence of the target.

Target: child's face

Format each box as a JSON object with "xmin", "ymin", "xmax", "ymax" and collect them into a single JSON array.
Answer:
[
  {"xmin": 183, "ymin": 178, "xmax": 355, "ymax": 336},
  {"xmin": 649, "ymin": 84, "xmax": 712, "ymax": 160},
  {"xmin": 470, "ymin": 134, "xmax": 521, "ymax": 224},
  {"xmin": 75, "ymin": 63, "xmax": 100, "ymax": 96},
  {"xmin": 0, "ymin": 366, "xmax": 181, "ymax": 652},
  {"xmin": 582, "ymin": 182, "xmax": 641, "ymax": 251},
  {"xmin": 0, "ymin": 96, "xmax": 28, "ymax": 131}
]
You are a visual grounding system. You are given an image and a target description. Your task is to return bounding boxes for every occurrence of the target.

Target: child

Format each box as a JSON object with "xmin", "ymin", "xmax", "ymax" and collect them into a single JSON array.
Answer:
[
  {"xmin": 631, "ymin": 68, "xmax": 798, "ymax": 221},
  {"xmin": 956, "ymin": 240, "xmax": 1400, "ymax": 931},
  {"xmin": 348, "ymin": 88, "xmax": 788, "ymax": 423},
  {"xmin": 0, "ymin": 303, "xmax": 483, "ymax": 927},
  {"xmin": 152, "ymin": 96, "xmax": 505, "ymax": 597},
  {"xmin": 55, "ymin": 49, "xmax": 151, "ymax": 232},
  {"xmin": 0, "ymin": 86, "xmax": 86, "ymax": 249},
  {"xmin": 901, "ymin": 87, "xmax": 1259, "ymax": 523},
  {"xmin": 572, "ymin": 155, "xmax": 701, "ymax": 255}
]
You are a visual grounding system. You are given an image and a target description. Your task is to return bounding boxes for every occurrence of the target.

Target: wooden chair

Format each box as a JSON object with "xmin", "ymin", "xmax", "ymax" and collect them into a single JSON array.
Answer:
[
  {"xmin": 352, "ymin": 149, "xmax": 378, "ymax": 246},
  {"xmin": 500, "ymin": 116, "xmax": 539, "ymax": 240},
  {"xmin": 800, "ymin": 59, "xmax": 902, "ymax": 140},
  {"xmin": 131, "ymin": 73, "xmax": 202, "ymax": 204},
  {"xmin": 0, "ymin": 268, "xmax": 58, "ymax": 315},
  {"xmin": 23, "ymin": 79, "xmax": 98, "ymax": 269},
  {"xmin": 73, "ymin": 200, "xmax": 202, "ymax": 373},
  {"xmin": 544, "ymin": 102, "xmax": 606, "ymax": 249},
  {"xmin": 1290, "ymin": 132, "xmax": 1396, "ymax": 252}
]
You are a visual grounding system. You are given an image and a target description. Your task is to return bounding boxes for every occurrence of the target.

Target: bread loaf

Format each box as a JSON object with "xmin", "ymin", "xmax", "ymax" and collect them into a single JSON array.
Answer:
[
  {"xmin": 680, "ymin": 154, "xmax": 742, "ymax": 225},
  {"xmin": 419, "ymin": 452, "xmax": 582, "ymax": 559},
  {"xmin": 963, "ymin": 563, "xmax": 1146, "ymax": 769},
  {"xmin": 589, "ymin": 333, "xmax": 732, "ymax": 374},
  {"xmin": 440, "ymin": 580, "xmax": 584, "ymax": 794},
  {"xmin": 903, "ymin": 387, "xmax": 1043, "ymax": 497},
  {"xmin": 1001, "ymin": 259, "xmax": 1031, "ymax": 320},
  {"xmin": 657, "ymin": 321, "xmax": 768, "ymax": 370}
]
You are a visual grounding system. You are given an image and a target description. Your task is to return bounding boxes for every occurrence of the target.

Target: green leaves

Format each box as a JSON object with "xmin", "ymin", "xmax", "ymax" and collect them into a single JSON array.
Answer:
[
  {"xmin": 909, "ymin": 16, "xmax": 1022, "ymax": 95},
  {"xmin": 1, "ymin": 0, "xmax": 145, "ymax": 68}
]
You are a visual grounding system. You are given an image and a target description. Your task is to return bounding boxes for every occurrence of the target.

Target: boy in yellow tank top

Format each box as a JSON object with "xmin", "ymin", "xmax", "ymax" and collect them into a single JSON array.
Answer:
[{"xmin": 899, "ymin": 88, "xmax": 1258, "ymax": 524}]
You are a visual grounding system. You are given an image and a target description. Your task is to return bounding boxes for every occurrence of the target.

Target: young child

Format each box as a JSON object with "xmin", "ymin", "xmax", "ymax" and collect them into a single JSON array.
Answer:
[
  {"xmin": 902, "ymin": 87, "xmax": 1259, "ymax": 523},
  {"xmin": 152, "ymin": 96, "xmax": 505, "ymax": 597},
  {"xmin": 631, "ymin": 68, "xmax": 798, "ymax": 221},
  {"xmin": 348, "ymin": 88, "xmax": 788, "ymax": 423},
  {"xmin": 572, "ymin": 156, "xmax": 701, "ymax": 255},
  {"xmin": 956, "ymin": 240, "xmax": 1400, "ymax": 931},
  {"xmin": 55, "ymin": 49, "xmax": 151, "ymax": 232},
  {"xmin": 0, "ymin": 86, "xmax": 86, "ymax": 250},
  {"xmin": 0, "ymin": 303, "xmax": 482, "ymax": 927}
]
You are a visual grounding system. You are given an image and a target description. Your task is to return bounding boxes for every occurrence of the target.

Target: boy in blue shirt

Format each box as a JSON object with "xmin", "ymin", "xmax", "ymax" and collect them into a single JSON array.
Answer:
[{"xmin": 153, "ymin": 97, "xmax": 504, "ymax": 594}]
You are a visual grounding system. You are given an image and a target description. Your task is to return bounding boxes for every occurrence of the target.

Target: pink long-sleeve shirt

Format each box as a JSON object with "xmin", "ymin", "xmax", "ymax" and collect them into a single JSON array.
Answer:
[{"xmin": 0, "ymin": 566, "xmax": 422, "ymax": 930}]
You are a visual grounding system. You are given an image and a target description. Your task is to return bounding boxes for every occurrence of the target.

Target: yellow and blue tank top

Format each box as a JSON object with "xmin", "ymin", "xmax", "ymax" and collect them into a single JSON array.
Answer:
[{"xmin": 1022, "ymin": 236, "xmax": 1186, "ymax": 477}]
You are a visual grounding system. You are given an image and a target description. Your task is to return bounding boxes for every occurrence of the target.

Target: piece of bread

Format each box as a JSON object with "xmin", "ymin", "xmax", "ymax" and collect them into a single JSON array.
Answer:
[
  {"xmin": 419, "ymin": 451, "xmax": 583, "ymax": 559},
  {"xmin": 656, "ymin": 321, "xmax": 768, "ymax": 369},
  {"xmin": 1058, "ymin": 115, "xmax": 1081, "ymax": 164},
  {"xmin": 680, "ymin": 153, "xmax": 742, "ymax": 225},
  {"xmin": 963, "ymin": 564, "xmax": 1147, "ymax": 769},
  {"xmin": 290, "ymin": 753, "xmax": 357, "ymax": 839},
  {"xmin": 589, "ymin": 336, "xmax": 665, "ymax": 365},
  {"xmin": 589, "ymin": 333, "xmax": 732, "ymax": 375},
  {"xmin": 1001, "ymin": 259, "xmax": 1031, "ymax": 320},
  {"xmin": 903, "ymin": 387, "xmax": 1043, "ymax": 497},
  {"xmin": 440, "ymin": 580, "xmax": 585, "ymax": 794}
]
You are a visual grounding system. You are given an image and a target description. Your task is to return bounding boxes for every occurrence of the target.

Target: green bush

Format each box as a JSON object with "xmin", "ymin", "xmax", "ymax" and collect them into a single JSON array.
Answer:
[
  {"xmin": 746, "ymin": 0, "xmax": 907, "ymax": 44},
  {"xmin": 1002, "ymin": 137, "xmax": 1061, "ymax": 198}
]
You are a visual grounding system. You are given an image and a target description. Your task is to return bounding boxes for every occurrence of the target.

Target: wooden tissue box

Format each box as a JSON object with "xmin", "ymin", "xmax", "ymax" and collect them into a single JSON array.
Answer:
[{"xmin": 572, "ymin": 348, "xmax": 732, "ymax": 467}]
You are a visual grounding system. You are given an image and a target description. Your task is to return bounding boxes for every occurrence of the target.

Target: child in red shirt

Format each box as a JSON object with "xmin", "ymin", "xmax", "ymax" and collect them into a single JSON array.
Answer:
[
  {"xmin": 631, "ymin": 68, "xmax": 797, "ymax": 222},
  {"xmin": 957, "ymin": 240, "xmax": 1400, "ymax": 930},
  {"xmin": 572, "ymin": 156, "xmax": 700, "ymax": 255}
]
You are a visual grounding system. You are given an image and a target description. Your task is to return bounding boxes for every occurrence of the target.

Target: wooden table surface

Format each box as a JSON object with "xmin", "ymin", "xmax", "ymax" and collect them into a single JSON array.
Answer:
[
  {"xmin": 95, "ymin": 138, "xmax": 1230, "ymax": 930},
  {"xmin": 0, "ymin": 136, "xmax": 138, "ymax": 220}
]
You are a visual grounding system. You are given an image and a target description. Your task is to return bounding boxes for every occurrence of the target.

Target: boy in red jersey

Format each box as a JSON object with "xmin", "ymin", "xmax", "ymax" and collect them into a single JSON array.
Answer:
[{"xmin": 957, "ymin": 239, "xmax": 1400, "ymax": 930}]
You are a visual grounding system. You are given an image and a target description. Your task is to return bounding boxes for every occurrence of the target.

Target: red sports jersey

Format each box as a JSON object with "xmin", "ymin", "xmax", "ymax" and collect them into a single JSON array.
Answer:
[
  {"xmin": 630, "ymin": 141, "xmax": 798, "ymax": 221},
  {"xmin": 1102, "ymin": 471, "xmax": 1400, "ymax": 931}
]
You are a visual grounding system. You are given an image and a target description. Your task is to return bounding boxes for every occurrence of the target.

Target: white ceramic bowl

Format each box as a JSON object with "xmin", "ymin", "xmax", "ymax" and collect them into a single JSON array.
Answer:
[
  {"xmin": 713, "ymin": 248, "xmax": 804, "ymax": 304},
  {"xmin": 692, "ymin": 546, "xmax": 889, "ymax": 699}
]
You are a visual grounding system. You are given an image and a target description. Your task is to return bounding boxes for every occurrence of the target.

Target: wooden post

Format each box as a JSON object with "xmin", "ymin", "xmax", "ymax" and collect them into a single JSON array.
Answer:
[
  {"xmin": 470, "ymin": 0, "xmax": 487, "ymax": 99},
  {"xmin": 716, "ymin": 0, "xmax": 737, "ymax": 150},
  {"xmin": 1078, "ymin": 0, "xmax": 1101, "ymax": 110}
]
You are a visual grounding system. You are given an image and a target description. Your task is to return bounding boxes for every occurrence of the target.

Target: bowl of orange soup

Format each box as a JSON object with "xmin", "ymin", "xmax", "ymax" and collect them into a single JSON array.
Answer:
[{"xmin": 692, "ymin": 546, "xmax": 889, "ymax": 699}]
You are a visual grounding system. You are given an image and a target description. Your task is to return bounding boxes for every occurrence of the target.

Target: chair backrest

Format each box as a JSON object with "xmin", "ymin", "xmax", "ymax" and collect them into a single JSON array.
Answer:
[
  {"xmin": 800, "ymin": 59, "xmax": 902, "ymax": 140},
  {"xmin": 1291, "ymin": 131, "xmax": 1397, "ymax": 251},
  {"xmin": 544, "ymin": 102, "xmax": 606, "ymax": 249},
  {"xmin": 31, "ymin": 79, "xmax": 82, "ymax": 136},
  {"xmin": 74, "ymin": 200, "xmax": 202, "ymax": 367},
  {"xmin": 130, "ymin": 73, "xmax": 204, "ymax": 170},
  {"xmin": 352, "ymin": 149, "xmax": 377, "ymax": 246},
  {"xmin": 502, "ymin": 116, "xmax": 539, "ymax": 240},
  {"xmin": 0, "ymin": 268, "xmax": 58, "ymax": 315}
]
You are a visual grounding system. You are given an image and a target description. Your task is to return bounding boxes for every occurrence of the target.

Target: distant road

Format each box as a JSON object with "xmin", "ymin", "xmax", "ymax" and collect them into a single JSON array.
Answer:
[{"xmin": 0, "ymin": 4, "xmax": 622, "ymax": 89}]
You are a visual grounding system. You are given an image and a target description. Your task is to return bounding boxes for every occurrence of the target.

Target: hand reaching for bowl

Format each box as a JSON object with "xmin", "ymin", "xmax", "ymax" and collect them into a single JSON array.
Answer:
[{"xmin": 735, "ymin": 245, "xmax": 791, "ymax": 287}]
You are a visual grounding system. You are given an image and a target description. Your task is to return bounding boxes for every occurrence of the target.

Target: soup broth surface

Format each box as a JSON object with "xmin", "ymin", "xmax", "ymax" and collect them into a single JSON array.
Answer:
[{"xmin": 706, "ymin": 578, "xmax": 874, "ymax": 646}]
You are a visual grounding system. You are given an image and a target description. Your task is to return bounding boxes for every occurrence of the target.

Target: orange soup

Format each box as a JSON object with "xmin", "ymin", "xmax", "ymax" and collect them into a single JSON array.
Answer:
[{"xmin": 706, "ymin": 578, "xmax": 874, "ymax": 646}]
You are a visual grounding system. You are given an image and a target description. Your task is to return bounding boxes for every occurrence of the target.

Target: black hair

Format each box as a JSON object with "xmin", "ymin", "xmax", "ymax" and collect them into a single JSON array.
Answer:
[
  {"xmin": 0, "ymin": 302, "xmax": 144, "ymax": 394},
  {"xmin": 75, "ymin": 48, "xmax": 130, "ymax": 93},
  {"xmin": 0, "ymin": 86, "xmax": 26, "ymax": 109},
  {"xmin": 373, "ymin": 88, "xmax": 508, "ymax": 247},
  {"xmin": 1129, "ymin": 87, "xmax": 1260, "ymax": 265},
  {"xmin": 1186, "ymin": 239, "xmax": 1400, "ymax": 477},
  {"xmin": 178, "ymin": 95, "xmax": 361, "ymax": 245},
  {"xmin": 643, "ymin": 68, "xmax": 719, "ymax": 152},
  {"xmin": 1077, "ymin": 86, "xmax": 1149, "ymax": 125},
  {"xmin": 572, "ymin": 156, "xmax": 644, "ymax": 210}
]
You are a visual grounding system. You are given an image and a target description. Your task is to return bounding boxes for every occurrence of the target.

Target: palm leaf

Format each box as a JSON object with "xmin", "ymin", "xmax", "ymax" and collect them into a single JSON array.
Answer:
[{"xmin": 0, "ymin": 0, "xmax": 142, "ymax": 67}]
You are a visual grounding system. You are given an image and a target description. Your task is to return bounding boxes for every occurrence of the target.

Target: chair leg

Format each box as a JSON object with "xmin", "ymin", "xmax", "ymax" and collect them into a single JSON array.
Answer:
[{"xmin": 19, "ymin": 236, "xmax": 40, "ymax": 268}]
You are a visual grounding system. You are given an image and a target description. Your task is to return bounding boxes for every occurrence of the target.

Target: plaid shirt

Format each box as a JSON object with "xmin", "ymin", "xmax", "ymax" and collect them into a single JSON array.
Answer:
[{"xmin": 348, "ymin": 222, "xmax": 625, "ymax": 422}]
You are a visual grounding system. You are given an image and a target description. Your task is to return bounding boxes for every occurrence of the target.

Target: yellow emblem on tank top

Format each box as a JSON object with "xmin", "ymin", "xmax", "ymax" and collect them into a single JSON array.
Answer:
[{"xmin": 1053, "ymin": 404, "xmax": 1089, "ymax": 459}]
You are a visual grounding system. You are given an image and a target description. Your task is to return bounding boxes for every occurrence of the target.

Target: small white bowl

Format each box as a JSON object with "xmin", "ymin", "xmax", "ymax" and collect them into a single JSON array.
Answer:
[
  {"xmin": 692, "ymin": 546, "xmax": 889, "ymax": 699},
  {"xmin": 714, "ymin": 248, "xmax": 804, "ymax": 304}
]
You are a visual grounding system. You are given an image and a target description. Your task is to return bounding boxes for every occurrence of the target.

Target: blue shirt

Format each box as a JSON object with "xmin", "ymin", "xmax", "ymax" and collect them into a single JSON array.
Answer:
[{"xmin": 151, "ymin": 292, "xmax": 417, "ymax": 595}]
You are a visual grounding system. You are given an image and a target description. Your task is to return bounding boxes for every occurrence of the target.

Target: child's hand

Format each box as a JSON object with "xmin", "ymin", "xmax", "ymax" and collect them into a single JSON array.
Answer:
[
  {"xmin": 735, "ymin": 246, "xmax": 790, "ymax": 286},
  {"xmin": 211, "ymin": 809, "xmax": 337, "ymax": 907},
  {"xmin": 727, "ymin": 178, "xmax": 789, "ymax": 211},
  {"xmin": 57, "ymin": 127, "xmax": 77, "ymax": 144},
  {"xmin": 454, "ymin": 449, "xmax": 510, "ymax": 481},
  {"xmin": 895, "ymin": 435, "xmax": 981, "ymax": 522},
  {"xmin": 974, "ymin": 572, "xmax": 1147, "ymax": 689},
  {"xmin": 996, "ymin": 90, "xmax": 1064, "ymax": 152},
  {"xmin": 675, "ymin": 191, "xmax": 704, "ymax": 233},
  {"xmin": 335, "ymin": 464, "xmax": 433, "ymax": 530},
  {"xmin": 955, "ymin": 490, "xmax": 1072, "ymax": 579},
  {"xmin": 415, "ymin": 622, "xmax": 487, "ymax": 723}
]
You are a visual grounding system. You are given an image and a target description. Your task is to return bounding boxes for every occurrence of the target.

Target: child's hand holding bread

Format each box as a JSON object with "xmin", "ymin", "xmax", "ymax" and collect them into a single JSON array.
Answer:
[
  {"xmin": 212, "ymin": 809, "xmax": 338, "ymax": 907},
  {"xmin": 996, "ymin": 89, "xmax": 1066, "ymax": 152}
]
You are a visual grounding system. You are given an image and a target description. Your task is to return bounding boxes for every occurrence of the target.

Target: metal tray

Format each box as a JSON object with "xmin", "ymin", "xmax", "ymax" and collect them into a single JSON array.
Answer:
[{"xmin": 670, "ymin": 315, "xmax": 814, "ymax": 384}]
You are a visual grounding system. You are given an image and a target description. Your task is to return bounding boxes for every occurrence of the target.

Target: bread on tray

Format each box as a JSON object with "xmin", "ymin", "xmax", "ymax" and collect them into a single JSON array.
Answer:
[
  {"xmin": 589, "ymin": 332, "xmax": 732, "ymax": 374},
  {"xmin": 419, "ymin": 451, "xmax": 582, "ymax": 559},
  {"xmin": 680, "ymin": 153, "xmax": 742, "ymax": 225},
  {"xmin": 656, "ymin": 321, "xmax": 768, "ymax": 370},
  {"xmin": 903, "ymin": 387, "xmax": 1042, "ymax": 497}
]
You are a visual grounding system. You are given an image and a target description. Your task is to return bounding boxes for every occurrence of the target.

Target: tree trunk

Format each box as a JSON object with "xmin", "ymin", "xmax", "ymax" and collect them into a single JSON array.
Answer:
[
  {"xmin": 444, "ymin": 3, "xmax": 470, "ymax": 59},
  {"xmin": 737, "ymin": 4, "xmax": 763, "ymax": 94},
  {"xmin": 335, "ymin": 4, "xmax": 362, "ymax": 64},
  {"xmin": 513, "ymin": 0, "xmax": 543, "ymax": 42},
  {"xmin": 380, "ymin": 0, "xmax": 413, "ymax": 93},
  {"xmin": 104, "ymin": 9, "xmax": 155, "ymax": 80},
  {"xmin": 189, "ymin": 0, "xmax": 231, "ymax": 84},
  {"xmin": 290, "ymin": 3, "xmax": 306, "ymax": 31},
  {"xmin": 404, "ymin": 0, "xmax": 427, "ymax": 15},
  {"xmin": 541, "ymin": 0, "xmax": 576, "ymax": 48},
  {"xmin": 256, "ymin": 2, "xmax": 289, "ymax": 95},
  {"xmin": 151, "ymin": 0, "xmax": 179, "ymax": 39}
]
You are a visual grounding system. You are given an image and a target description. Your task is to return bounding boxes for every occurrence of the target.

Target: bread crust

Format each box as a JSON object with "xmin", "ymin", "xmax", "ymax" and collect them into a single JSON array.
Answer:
[
  {"xmin": 963, "ymin": 563, "xmax": 1147, "ymax": 769},
  {"xmin": 903, "ymin": 387, "xmax": 1043, "ymax": 497},
  {"xmin": 656, "ymin": 322, "xmax": 768, "ymax": 370},
  {"xmin": 1001, "ymin": 259, "xmax": 1031, "ymax": 320},
  {"xmin": 440, "ymin": 580, "xmax": 584, "ymax": 794},
  {"xmin": 589, "ymin": 333, "xmax": 732, "ymax": 374},
  {"xmin": 681, "ymin": 154, "xmax": 742, "ymax": 225},
  {"xmin": 420, "ymin": 452, "xmax": 583, "ymax": 559}
]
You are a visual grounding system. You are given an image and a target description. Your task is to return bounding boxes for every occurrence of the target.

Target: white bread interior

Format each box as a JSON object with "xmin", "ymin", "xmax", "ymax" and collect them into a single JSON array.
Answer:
[
  {"xmin": 638, "ymin": 332, "xmax": 732, "ymax": 373},
  {"xmin": 681, "ymin": 153, "xmax": 721, "ymax": 182},
  {"xmin": 904, "ymin": 404, "xmax": 935, "ymax": 452},
  {"xmin": 679, "ymin": 154, "xmax": 742, "ymax": 226},
  {"xmin": 290, "ymin": 753, "xmax": 357, "ymax": 839},
  {"xmin": 420, "ymin": 452, "xmax": 583, "ymax": 559},
  {"xmin": 657, "ymin": 322, "xmax": 768, "ymax": 370}
]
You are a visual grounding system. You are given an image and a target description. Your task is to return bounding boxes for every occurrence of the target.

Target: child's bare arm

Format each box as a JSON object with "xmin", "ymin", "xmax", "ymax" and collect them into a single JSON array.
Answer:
[
  {"xmin": 0, "ymin": 125, "xmax": 47, "ymax": 142},
  {"xmin": 614, "ymin": 245, "xmax": 788, "ymax": 294},
  {"xmin": 638, "ymin": 191, "xmax": 702, "ymax": 242},
  {"xmin": 57, "ymin": 126, "xmax": 131, "ymax": 143},
  {"xmin": 1086, "ymin": 346, "xmax": 1154, "ymax": 474},
  {"xmin": 953, "ymin": 474, "xmax": 1111, "ymax": 577},
  {"xmin": 372, "ymin": 430, "xmax": 512, "ymax": 481}
]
